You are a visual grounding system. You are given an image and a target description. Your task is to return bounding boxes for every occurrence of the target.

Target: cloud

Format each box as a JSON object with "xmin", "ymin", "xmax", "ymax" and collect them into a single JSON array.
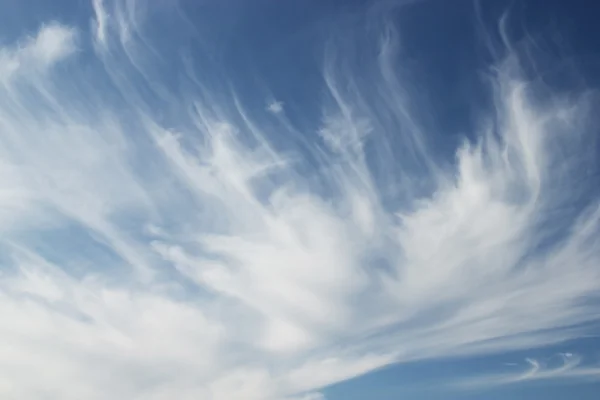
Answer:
[
  {"xmin": 289, "ymin": 393, "xmax": 327, "ymax": 400},
  {"xmin": 91, "ymin": 0, "xmax": 108, "ymax": 46},
  {"xmin": 267, "ymin": 100, "xmax": 284, "ymax": 114},
  {"xmin": 0, "ymin": 0, "xmax": 598, "ymax": 399},
  {"xmin": 0, "ymin": 23, "xmax": 76, "ymax": 82},
  {"xmin": 457, "ymin": 353, "xmax": 600, "ymax": 389}
]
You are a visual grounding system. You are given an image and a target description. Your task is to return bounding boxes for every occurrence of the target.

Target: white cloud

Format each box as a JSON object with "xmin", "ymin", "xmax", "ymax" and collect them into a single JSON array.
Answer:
[
  {"xmin": 91, "ymin": 0, "xmax": 108, "ymax": 46},
  {"xmin": 267, "ymin": 100, "xmax": 284, "ymax": 114},
  {"xmin": 289, "ymin": 393, "xmax": 327, "ymax": 400},
  {"xmin": 0, "ymin": 23, "xmax": 76, "ymax": 82},
  {"xmin": 0, "ymin": 1, "xmax": 598, "ymax": 399},
  {"xmin": 457, "ymin": 353, "xmax": 600, "ymax": 389}
]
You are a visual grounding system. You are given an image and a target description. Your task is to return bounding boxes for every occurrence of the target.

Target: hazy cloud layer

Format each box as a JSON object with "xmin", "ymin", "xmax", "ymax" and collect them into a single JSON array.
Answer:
[{"xmin": 0, "ymin": 1, "xmax": 598, "ymax": 399}]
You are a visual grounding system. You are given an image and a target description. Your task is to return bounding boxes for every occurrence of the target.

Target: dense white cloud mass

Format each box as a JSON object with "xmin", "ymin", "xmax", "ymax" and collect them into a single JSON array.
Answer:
[{"xmin": 0, "ymin": 0, "xmax": 598, "ymax": 399}]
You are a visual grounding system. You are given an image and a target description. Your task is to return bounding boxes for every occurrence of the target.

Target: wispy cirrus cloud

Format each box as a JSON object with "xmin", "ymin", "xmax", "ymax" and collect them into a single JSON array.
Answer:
[
  {"xmin": 0, "ymin": 23, "xmax": 76, "ymax": 82},
  {"xmin": 0, "ymin": 0, "xmax": 598, "ymax": 399},
  {"xmin": 457, "ymin": 353, "xmax": 600, "ymax": 389},
  {"xmin": 91, "ymin": 0, "xmax": 108, "ymax": 47}
]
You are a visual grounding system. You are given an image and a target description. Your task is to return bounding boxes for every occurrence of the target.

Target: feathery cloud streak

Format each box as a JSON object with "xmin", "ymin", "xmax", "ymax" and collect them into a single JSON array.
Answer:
[
  {"xmin": 0, "ymin": 1, "xmax": 599, "ymax": 399},
  {"xmin": 457, "ymin": 353, "xmax": 600, "ymax": 389}
]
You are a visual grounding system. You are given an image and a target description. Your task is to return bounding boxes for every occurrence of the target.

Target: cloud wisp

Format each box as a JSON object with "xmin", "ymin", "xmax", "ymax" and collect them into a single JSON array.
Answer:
[
  {"xmin": 267, "ymin": 100, "xmax": 284, "ymax": 114},
  {"xmin": 0, "ymin": 23, "xmax": 77, "ymax": 83},
  {"xmin": 0, "ymin": 1, "xmax": 598, "ymax": 399},
  {"xmin": 457, "ymin": 353, "xmax": 600, "ymax": 389}
]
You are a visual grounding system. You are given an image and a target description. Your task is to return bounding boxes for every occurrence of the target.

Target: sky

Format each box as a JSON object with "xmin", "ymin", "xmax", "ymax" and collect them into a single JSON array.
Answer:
[{"xmin": 0, "ymin": 0, "xmax": 599, "ymax": 399}]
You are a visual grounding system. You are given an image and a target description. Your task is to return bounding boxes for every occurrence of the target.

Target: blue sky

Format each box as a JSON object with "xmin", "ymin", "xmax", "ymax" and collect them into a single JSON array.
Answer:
[{"xmin": 0, "ymin": 0, "xmax": 599, "ymax": 399}]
